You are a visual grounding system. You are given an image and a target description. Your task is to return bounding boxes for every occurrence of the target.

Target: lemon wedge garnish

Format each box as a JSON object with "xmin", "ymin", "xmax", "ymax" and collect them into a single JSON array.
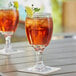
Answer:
[
  {"xmin": 25, "ymin": 6, "xmax": 34, "ymax": 18},
  {"xmin": 13, "ymin": 1, "xmax": 19, "ymax": 10}
]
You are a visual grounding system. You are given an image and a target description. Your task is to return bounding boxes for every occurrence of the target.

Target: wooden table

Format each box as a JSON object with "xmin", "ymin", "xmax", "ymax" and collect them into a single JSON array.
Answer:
[{"xmin": 0, "ymin": 38, "xmax": 76, "ymax": 76}]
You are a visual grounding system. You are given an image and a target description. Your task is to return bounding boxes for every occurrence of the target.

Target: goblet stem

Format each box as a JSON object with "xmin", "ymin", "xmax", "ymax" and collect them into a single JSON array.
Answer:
[
  {"xmin": 4, "ymin": 35, "xmax": 12, "ymax": 53},
  {"xmin": 35, "ymin": 51, "xmax": 45, "ymax": 71},
  {"xmin": 36, "ymin": 51, "xmax": 43, "ymax": 65}
]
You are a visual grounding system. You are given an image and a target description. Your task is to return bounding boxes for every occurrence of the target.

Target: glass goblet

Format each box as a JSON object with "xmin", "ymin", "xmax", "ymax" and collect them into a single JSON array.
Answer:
[
  {"xmin": 19, "ymin": 13, "xmax": 60, "ymax": 75},
  {"xmin": 0, "ymin": 0, "xmax": 22, "ymax": 55}
]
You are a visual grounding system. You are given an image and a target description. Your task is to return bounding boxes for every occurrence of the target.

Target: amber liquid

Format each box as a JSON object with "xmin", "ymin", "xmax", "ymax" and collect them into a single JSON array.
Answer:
[
  {"xmin": 25, "ymin": 17, "xmax": 53, "ymax": 46},
  {"xmin": 0, "ymin": 9, "xmax": 19, "ymax": 33}
]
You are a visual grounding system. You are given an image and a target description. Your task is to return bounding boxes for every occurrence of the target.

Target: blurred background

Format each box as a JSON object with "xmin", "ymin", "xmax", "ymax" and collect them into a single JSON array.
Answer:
[{"xmin": 0, "ymin": 0, "xmax": 76, "ymax": 43}]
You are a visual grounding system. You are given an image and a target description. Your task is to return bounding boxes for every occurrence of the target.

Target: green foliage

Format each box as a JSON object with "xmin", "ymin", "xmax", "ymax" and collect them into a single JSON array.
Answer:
[
  {"xmin": 34, "ymin": 8, "xmax": 40, "ymax": 12},
  {"xmin": 51, "ymin": 0, "xmax": 63, "ymax": 33}
]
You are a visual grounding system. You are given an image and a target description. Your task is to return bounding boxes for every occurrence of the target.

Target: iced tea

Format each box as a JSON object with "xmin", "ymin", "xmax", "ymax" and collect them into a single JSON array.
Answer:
[
  {"xmin": 25, "ymin": 16, "xmax": 53, "ymax": 46},
  {"xmin": 0, "ymin": 9, "xmax": 19, "ymax": 33}
]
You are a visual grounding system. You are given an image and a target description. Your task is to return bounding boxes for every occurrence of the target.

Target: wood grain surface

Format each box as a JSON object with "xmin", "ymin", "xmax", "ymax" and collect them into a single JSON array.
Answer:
[{"xmin": 0, "ymin": 38, "xmax": 76, "ymax": 76}]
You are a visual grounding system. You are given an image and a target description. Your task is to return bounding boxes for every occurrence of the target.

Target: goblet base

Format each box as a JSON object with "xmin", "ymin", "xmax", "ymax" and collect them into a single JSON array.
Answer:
[
  {"xmin": 0, "ymin": 48, "xmax": 24, "ymax": 55},
  {"xmin": 18, "ymin": 65, "xmax": 60, "ymax": 75}
]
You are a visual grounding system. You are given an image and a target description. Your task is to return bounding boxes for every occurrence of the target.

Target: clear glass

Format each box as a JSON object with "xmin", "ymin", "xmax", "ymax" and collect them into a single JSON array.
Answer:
[
  {"xmin": 18, "ymin": 13, "xmax": 60, "ymax": 74},
  {"xmin": 0, "ymin": 0, "xmax": 22, "ymax": 55}
]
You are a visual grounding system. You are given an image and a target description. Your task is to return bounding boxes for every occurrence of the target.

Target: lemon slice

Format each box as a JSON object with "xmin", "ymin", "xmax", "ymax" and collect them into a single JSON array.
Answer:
[
  {"xmin": 13, "ymin": 1, "xmax": 19, "ymax": 10},
  {"xmin": 25, "ymin": 6, "xmax": 34, "ymax": 18}
]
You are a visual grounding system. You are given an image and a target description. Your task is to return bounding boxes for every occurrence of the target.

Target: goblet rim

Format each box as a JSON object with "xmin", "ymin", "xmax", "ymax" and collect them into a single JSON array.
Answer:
[{"xmin": 26, "ymin": 13, "xmax": 52, "ymax": 19}]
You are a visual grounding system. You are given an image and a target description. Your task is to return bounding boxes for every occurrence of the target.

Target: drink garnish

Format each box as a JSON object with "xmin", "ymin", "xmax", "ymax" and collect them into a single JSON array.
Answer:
[
  {"xmin": 13, "ymin": 1, "xmax": 19, "ymax": 10},
  {"xmin": 8, "ymin": 1, "xmax": 19, "ymax": 10},
  {"xmin": 25, "ymin": 6, "xmax": 34, "ymax": 18},
  {"xmin": 25, "ymin": 5, "xmax": 40, "ymax": 18},
  {"xmin": 33, "ymin": 8, "xmax": 40, "ymax": 12}
]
